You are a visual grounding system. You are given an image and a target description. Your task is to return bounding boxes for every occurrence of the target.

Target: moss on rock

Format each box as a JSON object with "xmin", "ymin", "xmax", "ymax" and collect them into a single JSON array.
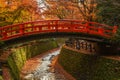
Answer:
[{"xmin": 58, "ymin": 47, "xmax": 120, "ymax": 80}]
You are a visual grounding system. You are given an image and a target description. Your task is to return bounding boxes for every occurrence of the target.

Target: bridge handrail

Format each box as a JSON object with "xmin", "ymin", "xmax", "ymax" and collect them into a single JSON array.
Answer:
[{"xmin": 0, "ymin": 20, "xmax": 117, "ymax": 41}]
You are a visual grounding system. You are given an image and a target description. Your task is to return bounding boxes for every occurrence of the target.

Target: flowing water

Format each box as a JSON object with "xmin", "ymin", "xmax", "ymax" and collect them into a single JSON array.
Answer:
[{"xmin": 24, "ymin": 50, "xmax": 67, "ymax": 80}]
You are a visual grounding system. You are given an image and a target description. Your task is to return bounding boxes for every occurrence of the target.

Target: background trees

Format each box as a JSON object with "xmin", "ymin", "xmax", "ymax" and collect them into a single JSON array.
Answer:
[
  {"xmin": 43, "ymin": 0, "xmax": 97, "ymax": 21},
  {"xmin": 96, "ymin": 0, "xmax": 120, "ymax": 26},
  {"xmin": 0, "ymin": 0, "xmax": 119, "ymax": 25},
  {"xmin": 69, "ymin": 0, "xmax": 97, "ymax": 21},
  {"xmin": 96, "ymin": 0, "xmax": 120, "ymax": 42},
  {"xmin": 42, "ymin": 0, "xmax": 78, "ymax": 19}
]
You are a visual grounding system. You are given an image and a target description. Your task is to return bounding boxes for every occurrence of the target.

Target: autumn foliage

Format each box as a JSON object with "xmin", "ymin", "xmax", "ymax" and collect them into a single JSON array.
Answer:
[
  {"xmin": 0, "ymin": 0, "xmax": 42, "ymax": 26},
  {"xmin": 0, "ymin": 0, "xmax": 97, "ymax": 27},
  {"xmin": 43, "ymin": 0, "xmax": 97, "ymax": 21}
]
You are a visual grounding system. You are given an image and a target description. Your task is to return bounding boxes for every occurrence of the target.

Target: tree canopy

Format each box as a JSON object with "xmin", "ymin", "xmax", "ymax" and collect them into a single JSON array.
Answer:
[
  {"xmin": 0, "ymin": 0, "xmax": 119, "ymax": 26},
  {"xmin": 43, "ymin": 0, "xmax": 97, "ymax": 21},
  {"xmin": 96, "ymin": 0, "xmax": 120, "ymax": 42},
  {"xmin": 0, "ymin": 0, "xmax": 42, "ymax": 27},
  {"xmin": 0, "ymin": 0, "xmax": 109, "ymax": 25}
]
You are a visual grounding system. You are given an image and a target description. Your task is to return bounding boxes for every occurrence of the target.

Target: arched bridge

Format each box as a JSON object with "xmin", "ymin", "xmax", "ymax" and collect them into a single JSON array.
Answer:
[{"xmin": 0, "ymin": 20, "xmax": 117, "ymax": 43}]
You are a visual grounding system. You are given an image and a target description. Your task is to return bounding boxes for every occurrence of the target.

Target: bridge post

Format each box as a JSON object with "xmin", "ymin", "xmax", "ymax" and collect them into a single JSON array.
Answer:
[
  {"xmin": 85, "ymin": 42, "xmax": 88, "ymax": 50},
  {"xmin": 70, "ymin": 21, "xmax": 74, "ymax": 32},
  {"xmin": 98, "ymin": 27, "xmax": 104, "ymax": 36},
  {"xmin": 76, "ymin": 40, "xmax": 80, "ymax": 50},
  {"xmin": 81, "ymin": 42, "xmax": 83, "ymax": 50},
  {"xmin": 113, "ymin": 26, "xmax": 118, "ymax": 34},
  {"xmin": 55, "ymin": 21, "xmax": 58, "ymax": 32},
  {"xmin": 34, "ymin": 24, "xmax": 37, "ymax": 31},
  {"xmin": 19, "ymin": 24, "xmax": 24, "ymax": 35},
  {"xmin": 89, "ymin": 44, "xmax": 93, "ymax": 52},
  {"xmin": 2, "ymin": 32, "xmax": 7, "ymax": 40},
  {"xmin": 85, "ymin": 23, "xmax": 90, "ymax": 32}
]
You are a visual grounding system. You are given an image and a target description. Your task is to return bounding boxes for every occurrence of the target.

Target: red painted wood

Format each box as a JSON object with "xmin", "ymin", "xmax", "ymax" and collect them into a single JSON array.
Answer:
[{"xmin": 0, "ymin": 20, "xmax": 117, "ymax": 41}]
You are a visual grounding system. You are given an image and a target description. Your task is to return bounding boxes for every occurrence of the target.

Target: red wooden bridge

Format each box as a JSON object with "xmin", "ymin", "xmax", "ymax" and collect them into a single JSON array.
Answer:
[{"xmin": 0, "ymin": 20, "xmax": 118, "ymax": 42}]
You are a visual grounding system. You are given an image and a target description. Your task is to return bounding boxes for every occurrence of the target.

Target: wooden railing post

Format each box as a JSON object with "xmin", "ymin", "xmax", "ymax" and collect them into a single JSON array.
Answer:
[
  {"xmin": 98, "ymin": 27, "xmax": 104, "ymax": 36},
  {"xmin": 55, "ymin": 20, "xmax": 58, "ymax": 32},
  {"xmin": 113, "ymin": 26, "xmax": 118, "ymax": 34},
  {"xmin": 33, "ymin": 22, "xmax": 37, "ymax": 31},
  {"xmin": 70, "ymin": 21, "xmax": 74, "ymax": 32},
  {"xmin": 48, "ymin": 21, "xmax": 51, "ymax": 30},
  {"xmin": 3, "ymin": 30, "xmax": 7, "ymax": 40},
  {"xmin": 34, "ymin": 25, "xmax": 37, "ymax": 31},
  {"xmin": 85, "ymin": 22, "xmax": 90, "ymax": 33},
  {"xmin": 19, "ymin": 24, "xmax": 24, "ymax": 35}
]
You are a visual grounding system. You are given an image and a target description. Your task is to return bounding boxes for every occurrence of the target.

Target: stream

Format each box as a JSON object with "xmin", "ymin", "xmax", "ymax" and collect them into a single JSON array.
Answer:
[{"xmin": 24, "ymin": 50, "xmax": 67, "ymax": 80}]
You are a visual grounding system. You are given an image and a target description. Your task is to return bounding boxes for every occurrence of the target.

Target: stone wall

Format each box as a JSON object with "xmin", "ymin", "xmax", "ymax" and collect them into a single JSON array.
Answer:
[{"xmin": 58, "ymin": 47, "xmax": 120, "ymax": 80}]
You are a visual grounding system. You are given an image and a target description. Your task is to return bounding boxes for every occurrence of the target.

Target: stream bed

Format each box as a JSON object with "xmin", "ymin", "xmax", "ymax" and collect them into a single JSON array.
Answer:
[{"xmin": 23, "ymin": 50, "xmax": 67, "ymax": 80}]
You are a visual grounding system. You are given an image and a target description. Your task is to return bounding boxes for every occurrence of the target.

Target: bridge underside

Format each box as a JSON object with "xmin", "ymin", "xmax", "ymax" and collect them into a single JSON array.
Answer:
[{"xmin": 0, "ymin": 32, "xmax": 110, "ymax": 48}]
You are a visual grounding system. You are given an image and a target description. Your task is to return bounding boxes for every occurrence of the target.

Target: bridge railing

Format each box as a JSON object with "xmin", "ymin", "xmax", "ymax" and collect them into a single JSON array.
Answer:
[
  {"xmin": 87, "ymin": 22, "xmax": 115, "ymax": 37},
  {"xmin": 0, "ymin": 20, "xmax": 117, "ymax": 41}
]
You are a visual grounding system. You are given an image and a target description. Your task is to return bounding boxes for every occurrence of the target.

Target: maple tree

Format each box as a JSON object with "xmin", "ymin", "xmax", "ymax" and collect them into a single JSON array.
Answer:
[
  {"xmin": 0, "ymin": 0, "xmax": 98, "ymax": 26},
  {"xmin": 42, "ymin": 0, "xmax": 97, "ymax": 21},
  {"xmin": 42, "ymin": 0, "xmax": 81, "ymax": 19},
  {"xmin": 0, "ymin": 0, "xmax": 42, "ymax": 27},
  {"xmin": 70, "ymin": 0, "xmax": 97, "ymax": 21}
]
